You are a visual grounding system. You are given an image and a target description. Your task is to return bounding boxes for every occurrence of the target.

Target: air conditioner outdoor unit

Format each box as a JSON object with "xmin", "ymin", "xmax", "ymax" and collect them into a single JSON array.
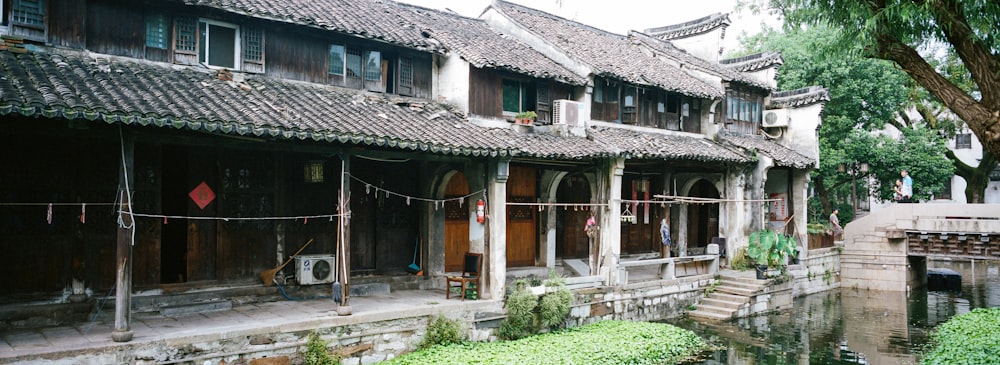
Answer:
[
  {"xmin": 295, "ymin": 254, "xmax": 336, "ymax": 285},
  {"xmin": 553, "ymin": 99, "xmax": 584, "ymax": 126},
  {"xmin": 762, "ymin": 109, "xmax": 790, "ymax": 128}
]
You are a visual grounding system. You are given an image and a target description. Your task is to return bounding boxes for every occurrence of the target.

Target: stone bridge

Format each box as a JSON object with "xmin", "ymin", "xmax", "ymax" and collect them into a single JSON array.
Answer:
[{"xmin": 839, "ymin": 204, "xmax": 1000, "ymax": 291}]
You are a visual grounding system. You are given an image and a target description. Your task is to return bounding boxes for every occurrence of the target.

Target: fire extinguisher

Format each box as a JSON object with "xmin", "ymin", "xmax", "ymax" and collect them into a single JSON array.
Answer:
[{"xmin": 476, "ymin": 199, "xmax": 486, "ymax": 223}]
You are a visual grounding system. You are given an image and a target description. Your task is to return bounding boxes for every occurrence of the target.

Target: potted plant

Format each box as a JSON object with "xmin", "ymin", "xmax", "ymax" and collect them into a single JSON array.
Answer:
[
  {"xmin": 746, "ymin": 229, "xmax": 797, "ymax": 279},
  {"xmin": 514, "ymin": 111, "xmax": 537, "ymax": 125}
]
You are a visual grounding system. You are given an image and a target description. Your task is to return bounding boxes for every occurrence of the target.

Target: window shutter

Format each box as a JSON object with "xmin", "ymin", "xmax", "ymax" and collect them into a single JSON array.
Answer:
[
  {"xmin": 241, "ymin": 27, "xmax": 265, "ymax": 73},
  {"xmin": 172, "ymin": 16, "xmax": 198, "ymax": 65},
  {"xmin": 535, "ymin": 83, "xmax": 550, "ymax": 122}
]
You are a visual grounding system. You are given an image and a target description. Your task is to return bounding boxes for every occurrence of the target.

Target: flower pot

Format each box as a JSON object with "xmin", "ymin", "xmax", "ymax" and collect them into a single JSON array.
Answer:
[{"xmin": 755, "ymin": 265, "xmax": 768, "ymax": 280}]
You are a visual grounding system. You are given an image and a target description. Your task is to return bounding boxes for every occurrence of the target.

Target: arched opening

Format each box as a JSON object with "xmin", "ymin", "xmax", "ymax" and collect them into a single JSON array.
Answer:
[
  {"xmin": 443, "ymin": 172, "xmax": 470, "ymax": 272},
  {"xmin": 556, "ymin": 173, "xmax": 591, "ymax": 259},
  {"xmin": 687, "ymin": 179, "xmax": 720, "ymax": 253}
]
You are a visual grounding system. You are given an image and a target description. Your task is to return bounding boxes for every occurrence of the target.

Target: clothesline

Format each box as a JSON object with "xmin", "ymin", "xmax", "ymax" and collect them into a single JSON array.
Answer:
[
  {"xmin": 349, "ymin": 174, "xmax": 485, "ymax": 207},
  {"xmin": 128, "ymin": 212, "xmax": 348, "ymax": 222},
  {"xmin": 649, "ymin": 195, "xmax": 783, "ymax": 203}
]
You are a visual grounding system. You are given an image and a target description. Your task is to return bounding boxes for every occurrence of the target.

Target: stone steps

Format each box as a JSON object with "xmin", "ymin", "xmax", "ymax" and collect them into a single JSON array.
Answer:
[{"xmin": 688, "ymin": 276, "xmax": 767, "ymax": 321}]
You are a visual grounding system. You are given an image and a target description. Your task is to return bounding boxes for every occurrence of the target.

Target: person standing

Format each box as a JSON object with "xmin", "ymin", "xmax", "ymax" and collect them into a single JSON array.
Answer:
[
  {"xmin": 660, "ymin": 218, "xmax": 671, "ymax": 258},
  {"xmin": 830, "ymin": 209, "xmax": 842, "ymax": 239},
  {"xmin": 900, "ymin": 170, "xmax": 913, "ymax": 203}
]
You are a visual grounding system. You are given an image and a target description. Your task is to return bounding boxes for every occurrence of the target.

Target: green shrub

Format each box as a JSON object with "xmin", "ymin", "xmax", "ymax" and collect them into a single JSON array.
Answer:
[
  {"xmin": 303, "ymin": 331, "xmax": 336, "ymax": 365},
  {"xmin": 807, "ymin": 222, "xmax": 829, "ymax": 235},
  {"xmin": 539, "ymin": 276, "xmax": 573, "ymax": 329},
  {"xmin": 498, "ymin": 280, "xmax": 538, "ymax": 340},
  {"xmin": 729, "ymin": 246, "xmax": 749, "ymax": 270},
  {"xmin": 921, "ymin": 307, "xmax": 1000, "ymax": 364},
  {"xmin": 420, "ymin": 314, "xmax": 463, "ymax": 349}
]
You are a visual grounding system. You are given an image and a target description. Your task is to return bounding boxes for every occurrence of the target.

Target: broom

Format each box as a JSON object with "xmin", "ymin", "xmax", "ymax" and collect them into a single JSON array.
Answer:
[
  {"xmin": 259, "ymin": 238, "xmax": 315, "ymax": 286},
  {"xmin": 407, "ymin": 237, "xmax": 421, "ymax": 273}
]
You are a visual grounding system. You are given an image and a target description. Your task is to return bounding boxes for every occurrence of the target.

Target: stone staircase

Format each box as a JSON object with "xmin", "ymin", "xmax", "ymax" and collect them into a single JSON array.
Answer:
[{"xmin": 688, "ymin": 274, "xmax": 766, "ymax": 321}]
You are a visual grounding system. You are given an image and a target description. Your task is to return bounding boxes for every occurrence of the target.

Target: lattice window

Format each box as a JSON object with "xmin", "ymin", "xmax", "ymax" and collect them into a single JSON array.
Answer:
[
  {"xmin": 329, "ymin": 44, "xmax": 346, "ymax": 76},
  {"xmin": 363, "ymin": 50, "xmax": 381, "ymax": 82},
  {"xmin": 145, "ymin": 13, "xmax": 169, "ymax": 49},
  {"xmin": 956, "ymin": 133, "xmax": 972, "ymax": 149},
  {"xmin": 11, "ymin": 0, "xmax": 45, "ymax": 28},
  {"xmin": 398, "ymin": 57, "xmax": 413, "ymax": 87},
  {"xmin": 174, "ymin": 16, "xmax": 198, "ymax": 54},
  {"xmin": 242, "ymin": 27, "xmax": 263, "ymax": 63},
  {"xmin": 346, "ymin": 47, "xmax": 362, "ymax": 78}
]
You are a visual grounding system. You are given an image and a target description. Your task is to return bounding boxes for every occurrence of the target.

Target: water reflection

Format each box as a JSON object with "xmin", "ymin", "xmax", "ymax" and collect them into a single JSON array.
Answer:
[{"xmin": 669, "ymin": 259, "xmax": 1000, "ymax": 365}]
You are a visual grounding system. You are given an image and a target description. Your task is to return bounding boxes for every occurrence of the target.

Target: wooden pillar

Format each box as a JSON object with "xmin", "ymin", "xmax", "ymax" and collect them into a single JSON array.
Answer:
[
  {"xmin": 337, "ymin": 155, "xmax": 352, "ymax": 315},
  {"xmin": 112, "ymin": 130, "xmax": 134, "ymax": 343}
]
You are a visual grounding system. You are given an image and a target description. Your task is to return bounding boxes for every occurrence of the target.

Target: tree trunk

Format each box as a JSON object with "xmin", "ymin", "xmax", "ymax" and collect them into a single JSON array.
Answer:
[{"xmin": 946, "ymin": 148, "xmax": 996, "ymax": 204}]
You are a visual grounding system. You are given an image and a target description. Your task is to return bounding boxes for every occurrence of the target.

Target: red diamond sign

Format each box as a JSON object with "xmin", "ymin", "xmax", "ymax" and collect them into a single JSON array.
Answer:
[{"xmin": 189, "ymin": 181, "xmax": 216, "ymax": 210}]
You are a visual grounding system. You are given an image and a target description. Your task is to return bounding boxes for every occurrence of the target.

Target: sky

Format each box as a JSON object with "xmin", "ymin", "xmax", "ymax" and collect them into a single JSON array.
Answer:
[{"xmin": 395, "ymin": 0, "xmax": 780, "ymax": 53}]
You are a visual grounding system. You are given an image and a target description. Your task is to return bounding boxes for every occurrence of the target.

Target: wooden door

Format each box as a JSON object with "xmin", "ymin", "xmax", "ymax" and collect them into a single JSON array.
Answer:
[
  {"xmin": 506, "ymin": 166, "xmax": 537, "ymax": 267},
  {"xmin": 556, "ymin": 173, "xmax": 590, "ymax": 259},
  {"xmin": 444, "ymin": 172, "xmax": 470, "ymax": 272},
  {"xmin": 687, "ymin": 179, "xmax": 720, "ymax": 251}
]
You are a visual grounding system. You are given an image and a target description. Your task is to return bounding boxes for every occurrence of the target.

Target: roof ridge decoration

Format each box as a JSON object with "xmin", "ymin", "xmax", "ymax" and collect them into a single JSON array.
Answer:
[
  {"xmin": 720, "ymin": 51, "xmax": 784, "ymax": 72},
  {"xmin": 643, "ymin": 13, "xmax": 731, "ymax": 40},
  {"xmin": 767, "ymin": 86, "xmax": 831, "ymax": 109},
  {"xmin": 489, "ymin": 0, "xmax": 723, "ymax": 99}
]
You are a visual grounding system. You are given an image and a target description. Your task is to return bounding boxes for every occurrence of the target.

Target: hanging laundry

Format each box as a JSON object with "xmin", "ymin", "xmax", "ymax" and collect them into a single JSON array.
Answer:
[
  {"xmin": 47, "ymin": 203, "xmax": 53, "ymax": 224},
  {"xmin": 80, "ymin": 203, "xmax": 86, "ymax": 224}
]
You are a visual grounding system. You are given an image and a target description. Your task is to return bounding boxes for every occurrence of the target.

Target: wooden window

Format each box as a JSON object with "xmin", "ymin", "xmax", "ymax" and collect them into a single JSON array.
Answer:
[
  {"xmin": 363, "ymin": 50, "xmax": 381, "ymax": 81},
  {"xmin": 145, "ymin": 13, "xmax": 169, "ymax": 49},
  {"xmin": 397, "ymin": 57, "xmax": 413, "ymax": 96},
  {"xmin": 198, "ymin": 19, "xmax": 238, "ymax": 69},
  {"xmin": 174, "ymin": 16, "xmax": 198, "ymax": 55},
  {"xmin": 502, "ymin": 79, "xmax": 536, "ymax": 115},
  {"xmin": 329, "ymin": 44, "xmax": 346, "ymax": 76},
  {"xmin": 346, "ymin": 47, "xmax": 362, "ymax": 78},
  {"xmin": 535, "ymin": 83, "xmax": 550, "ymax": 122},
  {"xmin": 938, "ymin": 177, "xmax": 952, "ymax": 200},
  {"xmin": 241, "ymin": 26, "xmax": 264, "ymax": 71},
  {"xmin": 956, "ymin": 133, "xmax": 972, "ymax": 149},
  {"xmin": 725, "ymin": 86, "xmax": 763, "ymax": 134},
  {"xmin": 11, "ymin": 0, "xmax": 44, "ymax": 28}
]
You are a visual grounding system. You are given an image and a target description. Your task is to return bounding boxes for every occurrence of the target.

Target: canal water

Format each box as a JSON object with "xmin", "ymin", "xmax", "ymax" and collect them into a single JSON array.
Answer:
[{"xmin": 668, "ymin": 259, "xmax": 1000, "ymax": 365}]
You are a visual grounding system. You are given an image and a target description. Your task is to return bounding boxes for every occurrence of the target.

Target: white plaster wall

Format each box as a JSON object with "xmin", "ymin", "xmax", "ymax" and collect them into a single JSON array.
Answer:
[
  {"xmin": 666, "ymin": 27, "xmax": 725, "ymax": 64},
  {"xmin": 779, "ymin": 104, "xmax": 823, "ymax": 165},
  {"xmin": 481, "ymin": 8, "xmax": 592, "ymax": 77},
  {"xmin": 434, "ymin": 53, "xmax": 471, "ymax": 114},
  {"xmin": 745, "ymin": 68, "xmax": 778, "ymax": 90}
]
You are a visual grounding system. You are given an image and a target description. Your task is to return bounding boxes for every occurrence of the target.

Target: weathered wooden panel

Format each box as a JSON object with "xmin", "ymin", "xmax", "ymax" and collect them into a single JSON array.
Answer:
[
  {"xmin": 265, "ymin": 30, "xmax": 331, "ymax": 83},
  {"xmin": 444, "ymin": 172, "xmax": 471, "ymax": 272},
  {"xmin": 506, "ymin": 166, "xmax": 536, "ymax": 267},
  {"xmin": 85, "ymin": 0, "xmax": 145, "ymax": 59},
  {"xmin": 50, "ymin": 0, "xmax": 86, "ymax": 48},
  {"xmin": 469, "ymin": 67, "xmax": 503, "ymax": 119},
  {"xmin": 620, "ymin": 176, "xmax": 663, "ymax": 255},
  {"xmin": 409, "ymin": 54, "xmax": 433, "ymax": 99},
  {"xmin": 349, "ymin": 159, "xmax": 419, "ymax": 275},
  {"xmin": 133, "ymin": 143, "xmax": 163, "ymax": 287},
  {"xmin": 556, "ymin": 173, "xmax": 590, "ymax": 259}
]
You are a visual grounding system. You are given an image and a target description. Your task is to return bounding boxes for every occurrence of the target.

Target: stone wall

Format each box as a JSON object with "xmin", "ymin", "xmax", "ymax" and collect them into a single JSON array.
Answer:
[
  {"xmin": 566, "ymin": 274, "xmax": 715, "ymax": 327},
  {"xmin": 790, "ymin": 246, "xmax": 842, "ymax": 296}
]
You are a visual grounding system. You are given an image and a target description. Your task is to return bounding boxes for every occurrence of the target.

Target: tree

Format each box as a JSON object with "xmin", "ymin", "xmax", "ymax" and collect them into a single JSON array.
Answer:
[
  {"xmin": 765, "ymin": 0, "xmax": 1000, "ymax": 172},
  {"xmin": 735, "ymin": 25, "xmax": 952, "ymax": 221}
]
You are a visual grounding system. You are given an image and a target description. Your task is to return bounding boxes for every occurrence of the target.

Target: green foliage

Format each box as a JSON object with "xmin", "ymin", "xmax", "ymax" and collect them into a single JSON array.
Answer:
[
  {"xmin": 746, "ymin": 229, "xmax": 797, "ymax": 268},
  {"xmin": 729, "ymin": 246, "xmax": 750, "ymax": 270},
  {"xmin": 539, "ymin": 276, "xmax": 573, "ymax": 330},
  {"xmin": 498, "ymin": 280, "xmax": 538, "ymax": 340},
  {"xmin": 807, "ymin": 223, "xmax": 829, "ymax": 235},
  {"xmin": 303, "ymin": 331, "xmax": 336, "ymax": 365},
  {"xmin": 382, "ymin": 320, "xmax": 707, "ymax": 365},
  {"xmin": 920, "ymin": 307, "xmax": 1000, "ymax": 364},
  {"xmin": 420, "ymin": 315, "xmax": 463, "ymax": 349},
  {"xmin": 514, "ymin": 110, "xmax": 537, "ymax": 119}
]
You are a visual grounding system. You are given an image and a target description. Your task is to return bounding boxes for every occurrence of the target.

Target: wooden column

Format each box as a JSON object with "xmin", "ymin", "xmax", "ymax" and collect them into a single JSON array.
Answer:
[
  {"xmin": 337, "ymin": 155, "xmax": 352, "ymax": 315},
  {"xmin": 112, "ymin": 130, "xmax": 135, "ymax": 343}
]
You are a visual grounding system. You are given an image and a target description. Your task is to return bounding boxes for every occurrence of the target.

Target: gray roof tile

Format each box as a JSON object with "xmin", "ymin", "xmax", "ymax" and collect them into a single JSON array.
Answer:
[
  {"xmin": 179, "ymin": 0, "xmax": 442, "ymax": 52},
  {"xmin": 589, "ymin": 125, "xmax": 750, "ymax": 163},
  {"xmin": 490, "ymin": 1, "xmax": 722, "ymax": 99},
  {"xmin": 628, "ymin": 31, "xmax": 771, "ymax": 90},
  {"xmin": 720, "ymin": 51, "xmax": 784, "ymax": 73},
  {"xmin": 767, "ymin": 86, "xmax": 830, "ymax": 109},
  {"xmin": 393, "ymin": 4, "xmax": 586, "ymax": 85},
  {"xmin": 719, "ymin": 133, "xmax": 815, "ymax": 169}
]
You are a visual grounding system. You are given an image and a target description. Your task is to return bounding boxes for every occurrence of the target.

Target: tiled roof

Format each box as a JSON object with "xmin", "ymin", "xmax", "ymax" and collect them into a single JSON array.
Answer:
[
  {"xmin": 719, "ymin": 134, "xmax": 815, "ymax": 169},
  {"xmin": 628, "ymin": 31, "xmax": 771, "ymax": 90},
  {"xmin": 177, "ymin": 0, "xmax": 443, "ymax": 52},
  {"xmin": 0, "ymin": 49, "xmax": 520, "ymax": 157},
  {"xmin": 643, "ymin": 13, "xmax": 731, "ymax": 40},
  {"xmin": 767, "ymin": 86, "xmax": 830, "ymax": 109},
  {"xmin": 489, "ymin": 129, "xmax": 614, "ymax": 160},
  {"xmin": 720, "ymin": 51, "xmax": 784, "ymax": 73},
  {"xmin": 393, "ymin": 4, "xmax": 586, "ymax": 85},
  {"xmin": 490, "ymin": 1, "xmax": 722, "ymax": 99},
  {"xmin": 588, "ymin": 125, "xmax": 750, "ymax": 163}
]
